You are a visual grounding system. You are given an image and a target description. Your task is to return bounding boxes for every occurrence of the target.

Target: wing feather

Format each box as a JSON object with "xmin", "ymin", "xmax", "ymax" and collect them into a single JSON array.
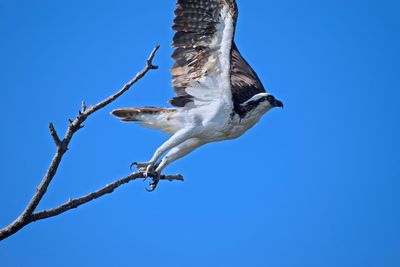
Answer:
[
  {"xmin": 170, "ymin": 0, "xmax": 238, "ymax": 107},
  {"xmin": 230, "ymin": 42, "xmax": 266, "ymax": 112}
]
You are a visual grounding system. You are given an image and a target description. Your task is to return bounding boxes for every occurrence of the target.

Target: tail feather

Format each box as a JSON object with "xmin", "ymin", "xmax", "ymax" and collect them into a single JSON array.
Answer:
[{"xmin": 111, "ymin": 107, "xmax": 180, "ymax": 134}]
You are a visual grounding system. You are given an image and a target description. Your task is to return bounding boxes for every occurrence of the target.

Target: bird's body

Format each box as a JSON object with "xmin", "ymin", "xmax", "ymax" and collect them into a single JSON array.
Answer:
[{"xmin": 112, "ymin": 0, "xmax": 283, "ymax": 190}]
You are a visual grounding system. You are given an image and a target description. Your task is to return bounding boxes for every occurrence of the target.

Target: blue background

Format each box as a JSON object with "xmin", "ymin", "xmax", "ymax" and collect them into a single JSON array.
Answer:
[{"xmin": 1, "ymin": 0, "xmax": 399, "ymax": 266}]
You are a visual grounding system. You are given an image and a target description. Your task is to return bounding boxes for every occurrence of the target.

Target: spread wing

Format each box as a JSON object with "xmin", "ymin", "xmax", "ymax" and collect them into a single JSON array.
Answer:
[
  {"xmin": 170, "ymin": 0, "xmax": 238, "ymax": 108},
  {"xmin": 230, "ymin": 42, "xmax": 266, "ymax": 112}
]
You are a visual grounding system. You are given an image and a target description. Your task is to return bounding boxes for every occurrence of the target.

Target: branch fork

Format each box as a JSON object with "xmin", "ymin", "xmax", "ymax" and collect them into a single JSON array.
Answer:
[{"xmin": 0, "ymin": 45, "xmax": 181, "ymax": 241}]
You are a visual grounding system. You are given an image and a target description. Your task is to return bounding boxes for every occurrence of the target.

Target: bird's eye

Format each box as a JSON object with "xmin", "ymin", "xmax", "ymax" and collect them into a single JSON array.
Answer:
[{"xmin": 267, "ymin": 95, "xmax": 274, "ymax": 102}]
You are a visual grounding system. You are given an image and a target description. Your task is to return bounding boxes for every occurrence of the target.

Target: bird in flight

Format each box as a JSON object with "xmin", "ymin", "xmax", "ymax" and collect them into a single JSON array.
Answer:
[{"xmin": 112, "ymin": 0, "xmax": 283, "ymax": 191}]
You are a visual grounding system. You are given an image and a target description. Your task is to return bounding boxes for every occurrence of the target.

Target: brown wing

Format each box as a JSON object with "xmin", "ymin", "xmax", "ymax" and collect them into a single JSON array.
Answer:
[
  {"xmin": 170, "ymin": 0, "xmax": 238, "ymax": 107},
  {"xmin": 230, "ymin": 42, "xmax": 265, "ymax": 111}
]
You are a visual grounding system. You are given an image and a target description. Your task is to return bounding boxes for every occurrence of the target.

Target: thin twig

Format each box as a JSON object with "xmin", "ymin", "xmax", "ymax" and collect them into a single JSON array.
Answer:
[
  {"xmin": 0, "ymin": 45, "xmax": 175, "ymax": 242},
  {"xmin": 49, "ymin": 122, "xmax": 62, "ymax": 147}
]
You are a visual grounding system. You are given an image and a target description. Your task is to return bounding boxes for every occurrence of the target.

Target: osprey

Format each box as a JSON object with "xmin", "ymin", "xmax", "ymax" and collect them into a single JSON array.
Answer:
[{"xmin": 112, "ymin": 0, "xmax": 283, "ymax": 190}]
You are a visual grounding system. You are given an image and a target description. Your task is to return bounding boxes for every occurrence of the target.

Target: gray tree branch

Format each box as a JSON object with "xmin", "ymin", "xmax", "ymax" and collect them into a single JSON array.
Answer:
[
  {"xmin": 31, "ymin": 172, "xmax": 183, "ymax": 222},
  {"xmin": 0, "ymin": 45, "xmax": 182, "ymax": 241}
]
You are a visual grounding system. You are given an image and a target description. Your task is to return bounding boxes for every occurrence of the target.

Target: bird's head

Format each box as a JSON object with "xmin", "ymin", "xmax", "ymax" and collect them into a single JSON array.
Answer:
[
  {"xmin": 248, "ymin": 92, "xmax": 283, "ymax": 110},
  {"xmin": 240, "ymin": 92, "xmax": 283, "ymax": 117},
  {"xmin": 264, "ymin": 93, "xmax": 284, "ymax": 109}
]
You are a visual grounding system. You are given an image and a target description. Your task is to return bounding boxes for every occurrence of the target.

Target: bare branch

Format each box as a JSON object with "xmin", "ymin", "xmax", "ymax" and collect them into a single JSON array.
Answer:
[
  {"xmin": 31, "ymin": 173, "xmax": 183, "ymax": 222},
  {"xmin": 85, "ymin": 45, "xmax": 160, "ymax": 117},
  {"xmin": 0, "ymin": 45, "xmax": 174, "ymax": 242},
  {"xmin": 49, "ymin": 122, "xmax": 62, "ymax": 147},
  {"xmin": 81, "ymin": 101, "xmax": 87, "ymax": 112}
]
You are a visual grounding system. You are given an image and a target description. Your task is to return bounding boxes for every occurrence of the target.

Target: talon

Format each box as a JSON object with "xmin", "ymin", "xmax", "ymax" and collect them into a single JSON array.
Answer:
[
  {"xmin": 146, "ymin": 175, "xmax": 160, "ymax": 192},
  {"xmin": 144, "ymin": 164, "xmax": 155, "ymax": 178},
  {"xmin": 130, "ymin": 161, "xmax": 153, "ymax": 173},
  {"xmin": 130, "ymin": 162, "xmax": 138, "ymax": 172}
]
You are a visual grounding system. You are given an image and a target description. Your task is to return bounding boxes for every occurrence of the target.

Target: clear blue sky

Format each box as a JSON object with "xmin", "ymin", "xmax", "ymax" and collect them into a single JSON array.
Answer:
[{"xmin": 0, "ymin": 0, "xmax": 399, "ymax": 266}]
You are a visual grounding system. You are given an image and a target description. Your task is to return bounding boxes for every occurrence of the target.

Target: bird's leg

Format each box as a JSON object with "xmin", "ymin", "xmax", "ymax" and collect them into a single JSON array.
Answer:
[
  {"xmin": 145, "ymin": 139, "xmax": 202, "ymax": 192},
  {"xmin": 143, "ymin": 128, "xmax": 197, "ymax": 178},
  {"xmin": 155, "ymin": 138, "xmax": 203, "ymax": 175}
]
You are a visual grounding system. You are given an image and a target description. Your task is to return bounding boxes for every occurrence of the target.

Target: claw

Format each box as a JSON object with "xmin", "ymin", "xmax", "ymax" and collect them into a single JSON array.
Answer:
[
  {"xmin": 130, "ymin": 162, "xmax": 137, "ymax": 172},
  {"xmin": 129, "ymin": 161, "xmax": 161, "ymax": 187},
  {"xmin": 130, "ymin": 161, "xmax": 151, "ymax": 173},
  {"xmin": 144, "ymin": 163, "xmax": 156, "ymax": 178},
  {"xmin": 146, "ymin": 174, "xmax": 160, "ymax": 192}
]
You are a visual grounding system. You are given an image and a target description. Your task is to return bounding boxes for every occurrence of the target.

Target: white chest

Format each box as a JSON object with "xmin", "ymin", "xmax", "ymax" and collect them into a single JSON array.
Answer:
[{"xmin": 200, "ymin": 107, "xmax": 269, "ymax": 142}]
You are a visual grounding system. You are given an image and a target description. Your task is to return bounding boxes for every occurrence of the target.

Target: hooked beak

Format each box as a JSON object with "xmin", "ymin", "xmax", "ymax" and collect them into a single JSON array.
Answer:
[{"xmin": 274, "ymin": 99, "xmax": 284, "ymax": 109}]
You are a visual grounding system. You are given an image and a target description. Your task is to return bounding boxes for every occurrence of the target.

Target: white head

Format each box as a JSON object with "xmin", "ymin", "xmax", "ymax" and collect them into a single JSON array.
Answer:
[{"xmin": 241, "ymin": 92, "xmax": 284, "ymax": 115}]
